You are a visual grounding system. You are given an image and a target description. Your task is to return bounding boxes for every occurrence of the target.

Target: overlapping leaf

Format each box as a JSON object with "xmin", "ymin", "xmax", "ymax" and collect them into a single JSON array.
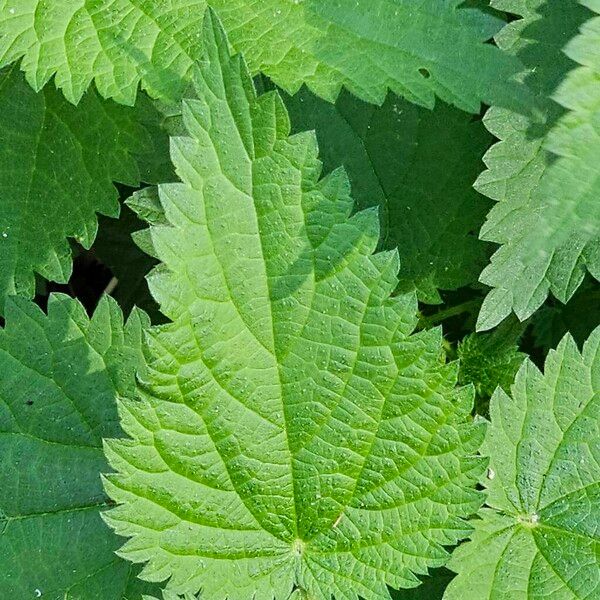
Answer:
[
  {"xmin": 95, "ymin": 202, "xmax": 161, "ymax": 320},
  {"xmin": 284, "ymin": 88, "xmax": 493, "ymax": 303},
  {"xmin": 0, "ymin": 66, "xmax": 169, "ymax": 313},
  {"xmin": 211, "ymin": 0, "xmax": 530, "ymax": 111},
  {"xmin": 446, "ymin": 328, "xmax": 600, "ymax": 599},
  {"xmin": 475, "ymin": 0, "xmax": 597, "ymax": 330},
  {"xmin": 0, "ymin": 0, "xmax": 531, "ymax": 112},
  {"xmin": 102, "ymin": 13, "xmax": 485, "ymax": 600},
  {"xmin": 0, "ymin": 294, "xmax": 159, "ymax": 598},
  {"xmin": 534, "ymin": 0, "xmax": 600, "ymax": 256}
]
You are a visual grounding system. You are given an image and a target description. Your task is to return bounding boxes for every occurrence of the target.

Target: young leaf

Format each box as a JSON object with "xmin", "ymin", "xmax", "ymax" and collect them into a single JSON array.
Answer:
[
  {"xmin": 475, "ymin": 0, "xmax": 596, "ymax": 330},
  {"xmin": 457, "ymin": 318, "xmax": 526, "ymax": 407},
  {"xmin": 445, "ymin": 328, "xmax": 600, "ymax": 599},
  {"xmin": 0, "ymin": 66, "xmax": 169, "ymax": 313},
  {"xmin": 0, "ymin": 0, "xmax": 531, "ymax": 112},
  {"xmin": 0, "ymin": 294, "xmax": 159, "ymax": 598},
  {"xmin": 284, "ymin": 87, "xmax": 494, "ymax": 303},
  {"xmin": 102, "ymin": 12, "xmax": 486, "ymax": 599}
]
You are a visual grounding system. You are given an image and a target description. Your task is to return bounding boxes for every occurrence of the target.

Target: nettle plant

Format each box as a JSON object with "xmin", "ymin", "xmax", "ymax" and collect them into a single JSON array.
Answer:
[{"xmin": 0, "ymin": 2, "xmax": 598, "ymax": 600}]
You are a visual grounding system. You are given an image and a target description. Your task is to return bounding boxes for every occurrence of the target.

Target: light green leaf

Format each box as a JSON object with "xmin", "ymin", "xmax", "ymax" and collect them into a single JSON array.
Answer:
[
  {"xmin": 445, "ymin": 328, "xmax": 600, "ymax": 599},
  {"xmin": 0, "ymin": 294, "xmax": 160, "ymax": 599},
  {"xmin": 0, "ymin": 0, "xmax": 205, "ymax": 105},
  {"xmin": 475, "ymin": 0, "xmax": 597, "ymax": 330},
  {"xmin": 102, "ymin": 13, "xmax": 485, "ymax": 600},
  {"xmin": 0, "ymin": 0, "xmax": 532, "ymax": 111},
  {"xmin": 0, "ymin": 66, "xmax": 169, "ymax": 313},
  {"xmin": 283, "ymin": 87, "xmax": 493, "ymax": 303}
]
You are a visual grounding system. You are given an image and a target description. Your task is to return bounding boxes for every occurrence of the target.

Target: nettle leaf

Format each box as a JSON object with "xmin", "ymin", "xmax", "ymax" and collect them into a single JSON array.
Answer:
[
  {"xmin": 0, "ymin": 0, "xmax": 531, "ymax": 111},
  {"xmin": 0, "ymin": 65, "xmax": 169, "ymax": 313},
  {"xmin": 445, "ymin": 328, "xmax": 600, "ymax": 599},
  {"xmin": 0, "ymin": 0, "xmax": 206, "ymax": 105},
  {"xmin": 0, "ymin": 294, "xmax": 160, "ymax": 599},
  {"xmin": 102, "ymin": 13, "xmax": 486, "ymax": 600},
  {"xmin": 457, "ymin": 318, "xmax": 526, "ymax": 408},
  {"xmin": 475, "ymin": 0, "xmax": 596, "ymax": 330},
  {"xmin": 284, "ymin": 87, "xmax": 493, "ymax": 304},
  {"xmin": 533, "ymin": 0, "xmax": 600, "ymax": 262},
  {"xmin": 211, "ymin": 0, "xmax": 530, "ymax": 112}
]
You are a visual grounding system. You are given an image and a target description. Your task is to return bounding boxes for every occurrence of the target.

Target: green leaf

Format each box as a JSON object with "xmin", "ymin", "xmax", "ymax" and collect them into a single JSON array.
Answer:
[
  {"xmin": 102, "ymin": 12, "xmax": 486, "ymax": 600},
  {"xmin": 445, "ymin": 328, "xmax": 600, "ymax": 599},
  {"xmin": 283, "ymin": 87, "xmax": 494, "ymax": 303},
  {"xmin": 475, "ymin": 0, "xmax": 596, "ymax": 330},
  {"xmin": 0, "ymin": 0, "xmax": 206, "ymax": 105},
  {"xmin": 533, "ymin": 0, "xmax": 600, "ymax": 258},
  {"xmin": 0, "ymin": 294, "xmax": 160, "ymax": 599},
  {"xmin": 457, "ymin": 318, "xmax": 527, "ymax": 412},
  {"xmin": 212, "ymin": 0, "xmax": 531, "ymax": 112},
  {"xmin": 0, "ymin": 66, "xmax": 169, "ymax": 313},
  {"xmin": 0, "ymin": 0, "xmax": 532, "ymax": 111}
]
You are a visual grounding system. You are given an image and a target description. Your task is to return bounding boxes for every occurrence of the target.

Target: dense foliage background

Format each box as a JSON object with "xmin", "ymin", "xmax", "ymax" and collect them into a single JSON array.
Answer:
[{"xmin": 0, "ymin": 1, "xmax": 598, "ymax": 599}]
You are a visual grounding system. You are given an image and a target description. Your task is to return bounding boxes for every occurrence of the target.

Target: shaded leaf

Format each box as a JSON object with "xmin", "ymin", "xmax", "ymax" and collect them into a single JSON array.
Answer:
[
  {"xmin": 284, "ymin": 87, "xmax": 493, "ymax": 303},
  {"xmin": 0, "ymin": 294, "xmax": 160, "ymax": 598}
]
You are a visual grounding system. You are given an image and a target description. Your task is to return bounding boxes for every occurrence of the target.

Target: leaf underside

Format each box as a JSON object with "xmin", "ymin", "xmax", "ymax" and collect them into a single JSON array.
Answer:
[
  {"xmin": 102, "ymin": 12, "xmax": 485, "ymax": 600},
  {"xmin": 446, "ymin": 326, "xmax": 600, "ymax": 599}
]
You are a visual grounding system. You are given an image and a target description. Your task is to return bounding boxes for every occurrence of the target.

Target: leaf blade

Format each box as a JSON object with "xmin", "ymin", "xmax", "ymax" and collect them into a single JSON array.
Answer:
[
  {"xmin": 0, "ymin": 294, "xmax": 160, "ymax": 598},
  {"xmin": 0, "ymin": 66, "xmax": 169, "ymax": 313},
  {"xmin": 475, "ymin": 0, "xmax": 599, "ymax": 329},
  {"xmin": 1, "ymin": 0, "xmax": 532, "ymax": 112},
  {"xmin": 103, "ymin": 11, "xmax": 486, "ymax": 599},
  {"xmin": 446, "ymin": 328, "xmax": 600, "ymax": 599}
]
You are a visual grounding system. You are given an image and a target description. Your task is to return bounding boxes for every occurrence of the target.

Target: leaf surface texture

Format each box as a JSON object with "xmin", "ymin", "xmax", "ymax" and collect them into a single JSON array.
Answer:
[
  {"xmin": 446, "ymin": 328, "xmax": 600, "ymax": 599},
  {"xmin": 103, "ymin": 13, "xmax": 486, "ymax": 600},
  {"xmin": 0, "ymin": 294, "xmax": 159, "ymax": 598},
  {"xmin": 476, "ymin": 0, "xmax": 599, "ymax": 329},
  {"xmin": 0, "ymin": 0, "xmax": 530, "ymax": 111},
  {"xmin": 0, "ymin": 66, "xmax": 168, "ymax": 312}
]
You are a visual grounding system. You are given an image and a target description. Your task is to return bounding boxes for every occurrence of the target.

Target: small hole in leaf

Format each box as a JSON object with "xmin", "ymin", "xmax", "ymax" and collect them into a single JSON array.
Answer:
[{"xmin": 418, "ymin": 68, "xmax": 431, "ymax": 79}]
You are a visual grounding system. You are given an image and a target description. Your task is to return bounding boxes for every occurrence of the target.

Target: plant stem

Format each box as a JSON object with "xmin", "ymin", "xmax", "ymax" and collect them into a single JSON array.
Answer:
[{"xmin": 418, "ymin": 299, "xmax": 480, "ymax": 329}]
